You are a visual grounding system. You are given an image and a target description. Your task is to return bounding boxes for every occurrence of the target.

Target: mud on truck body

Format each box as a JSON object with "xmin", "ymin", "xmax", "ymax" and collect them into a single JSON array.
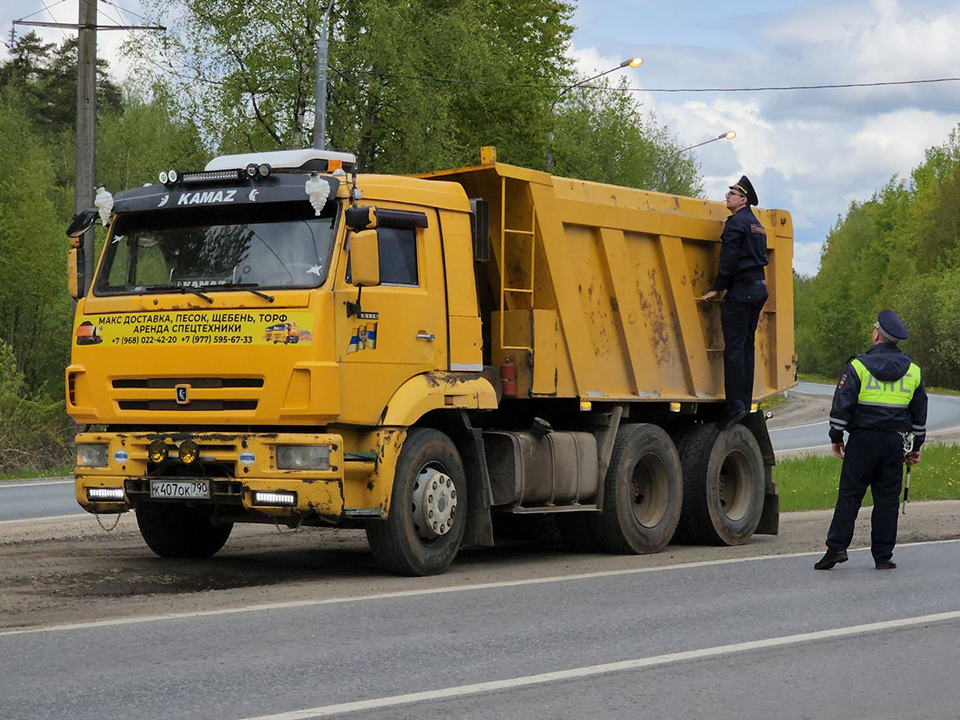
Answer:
[{"xmin": 66, "ymin": 147, "xmax": 795, "ymax": 576}]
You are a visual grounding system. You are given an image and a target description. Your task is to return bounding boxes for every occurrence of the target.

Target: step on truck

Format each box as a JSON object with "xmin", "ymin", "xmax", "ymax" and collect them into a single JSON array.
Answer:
[{"xmin": 66, "ymin": 147, "xmax": 795, "ymax": 576}]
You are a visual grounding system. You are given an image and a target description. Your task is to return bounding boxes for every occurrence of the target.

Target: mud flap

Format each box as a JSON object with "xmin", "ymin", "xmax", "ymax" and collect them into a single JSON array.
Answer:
[
  {"xmin": 744, "ymin": 414, "xmax": 779, "ymax": 536},
  {"xmin": 756, "ymin": 466, "xmax": 779, "ymax": 535}
]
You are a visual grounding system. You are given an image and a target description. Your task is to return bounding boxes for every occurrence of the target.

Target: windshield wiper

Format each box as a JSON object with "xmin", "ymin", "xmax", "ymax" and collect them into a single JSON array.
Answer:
[
  {"xmin": 200, "ymin": 283, "xmax": 275, "ymax": 303},
  {"xmin": 141, "ymin": 284, "xmax": 214, "ymax": 303}
]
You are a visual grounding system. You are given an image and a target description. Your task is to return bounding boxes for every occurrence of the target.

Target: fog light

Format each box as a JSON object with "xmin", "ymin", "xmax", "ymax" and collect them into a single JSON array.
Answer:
[
  {"xmin": 245, "ymin": 162, "xmax": 258, "ymax": 177},
  {"xmin": 178, "ymin": 440, "xmax": 199, "ymax": 465},
  {"xmin": 148, "ymin": 439, "xmax": 169, "ymax": 464},
  {"xmin": 77, "ymin": 444, "xmax": 109, "ymax": 467},
  {"xmin": 87, "ymin": 487, "xmax": 125, "ymax": 501},
  {"xmin": 252, "ymin": 491, "xmax": 297, "ymax": 507},
  {"xmin": 276, "ymin": 445, "xmax": 330, "ymax": 471},
  {"xmin": 257, "ymin": 163, "xmax": 272, "ymax": 178}
]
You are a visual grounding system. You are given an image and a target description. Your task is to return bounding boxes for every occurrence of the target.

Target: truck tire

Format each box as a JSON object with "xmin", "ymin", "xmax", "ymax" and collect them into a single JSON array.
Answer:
[
  {"xmin": 135, "ymin": 503, "xmax": 233, "ymax": 558},
  {"xmin": 589, "ymin": 424, "xmax": 682, "ymax": 554},
  {"xmin": 555, "ymin": 513, "xmax": 602, "ymax": 552},
  {"xmin": 677, "ymin": 423, "xmax": 764, "ymax": 545},
  {"xmin": 366, "ymin": 428, "xmax": 467, "ymax": 576}
]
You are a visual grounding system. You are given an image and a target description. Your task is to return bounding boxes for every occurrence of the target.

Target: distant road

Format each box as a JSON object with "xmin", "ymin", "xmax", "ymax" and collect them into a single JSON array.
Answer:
[
  {"xmin": 3, "ymin": 382, "xmax": 958, "ymax": 522},
  {"xmin": 770, "ymin": 382, "xmax": 960, "ymax": 453}
]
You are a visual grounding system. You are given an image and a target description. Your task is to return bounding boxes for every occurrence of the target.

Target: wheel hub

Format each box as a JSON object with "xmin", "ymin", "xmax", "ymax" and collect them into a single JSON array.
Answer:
[{"xmin": 411, "ymin": 466, "xmax": 457, "ymax": 540}]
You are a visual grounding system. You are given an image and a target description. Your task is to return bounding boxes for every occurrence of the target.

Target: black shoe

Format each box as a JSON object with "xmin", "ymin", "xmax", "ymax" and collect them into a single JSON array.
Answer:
[
  {"xmin": 875, "ymin": 561, "xmax": 897, "ymax": 570},
  {"xmin": 814, "ymin": 549, "xmax": 848, "ymax": 570},
  {"xmin": 721, "ymin": 410, "xmax": 747, "ymax": 430}
]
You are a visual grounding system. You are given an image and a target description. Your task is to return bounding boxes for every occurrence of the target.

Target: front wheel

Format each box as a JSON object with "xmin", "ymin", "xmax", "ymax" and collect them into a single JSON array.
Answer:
[
  {"xmin": 135, "ymin": 503, "xmax": 233, "ymax": 558},
  {"xmin": 366, "ymin": 429, "xmax": 467, "ymax": 576}
]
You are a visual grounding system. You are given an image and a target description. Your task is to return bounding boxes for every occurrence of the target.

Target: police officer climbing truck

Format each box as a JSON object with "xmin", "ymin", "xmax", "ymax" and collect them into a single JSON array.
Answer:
[
  {"xmin": 815, "ymin": 310, "xmax": 928, "ymax": 571},
  {"xmin": 700, "ymin": 175, "xmax": 769, "ymax": 428}
]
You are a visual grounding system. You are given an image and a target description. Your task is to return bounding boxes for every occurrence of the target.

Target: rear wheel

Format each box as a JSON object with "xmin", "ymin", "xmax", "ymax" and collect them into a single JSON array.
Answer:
[
  {"xmin": 589, "ymin": 424, "xmax": 682, "ymax": 554},
  {"xmin": 135, "ymin": 503, "xmax": 233, "ymax": 558},
  {"xmin": 366, "ymin": 429, "xmax": 467, "ymax": 576},
  {"xmin": 677, "ymin": 423, "xmax": 764, "ymax": 545}
]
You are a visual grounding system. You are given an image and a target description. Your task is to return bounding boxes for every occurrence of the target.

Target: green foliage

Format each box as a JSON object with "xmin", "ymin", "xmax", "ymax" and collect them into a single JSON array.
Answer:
[
  {"xmin": 551, "ymin": 78, "xmax": 701, "ymax": 196},
  {"xmin": 131, "ymin": 0, "xmax": 575, "ymax": 171},
  {"xmin": 0, "ymin": 340, "xmax": 72, "ymax": 474},
  {"xmin": 0, "ymin": 101, "xmax": 73, "ymax": 392},
  {"xmin": 0, "ymin": 32, "xmax": 123, "ymax": 144},
  {"xmin": 97, "ymin": 86, "xmax": 209, "ymax": 190},
  {"xmin": 797, "ymin": 125, "xmax": 960, "ymax": 388}
]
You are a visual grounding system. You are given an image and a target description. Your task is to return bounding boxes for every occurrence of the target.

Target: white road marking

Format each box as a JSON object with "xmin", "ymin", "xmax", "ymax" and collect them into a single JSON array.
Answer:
[
  {"xmin": 0, "ymin": 513, "xmax": 85, "ymax": 526},
  {"xmin": 0, "ymin": 480, "xmax": 73, "ymax": 489},
  {"xmin": 769, "ymin": 420, "xmax": 828, "ymax": 432},
  {"xmin": 776, "ymin": 443, "xmax": 832, "ymax": 454},
  {"xmin": 240, "ymin": 609, "xmax": 960, "ymax": 719},
  {"xmin": 2, "ymin": 538, "xmax": 957, "ymax": 638}
]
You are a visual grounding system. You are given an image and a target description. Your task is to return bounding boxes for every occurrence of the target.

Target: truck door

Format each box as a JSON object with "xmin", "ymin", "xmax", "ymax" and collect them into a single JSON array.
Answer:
[{"xmin": 334, "ymin": 206, "xmax": 448, "ymax": 424}]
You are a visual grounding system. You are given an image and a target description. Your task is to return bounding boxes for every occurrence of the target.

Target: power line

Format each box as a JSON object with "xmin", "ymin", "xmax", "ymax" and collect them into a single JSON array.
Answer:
[{"xmin": 347, "ymin": 67, "xmax": 960, "ymax": 94}]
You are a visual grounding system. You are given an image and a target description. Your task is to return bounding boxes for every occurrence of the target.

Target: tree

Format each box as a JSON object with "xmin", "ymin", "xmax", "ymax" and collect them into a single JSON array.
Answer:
[
  {"xmin": 550, "ymin": 77, "xmax": 701, "ymax": 196},
  {"xmin": 0, "ymin": 32, "xmax": 123, "ymax": 141},
  {"xmin": 129, "ymin": 0, "xmax": 575, "ymax": 170}
]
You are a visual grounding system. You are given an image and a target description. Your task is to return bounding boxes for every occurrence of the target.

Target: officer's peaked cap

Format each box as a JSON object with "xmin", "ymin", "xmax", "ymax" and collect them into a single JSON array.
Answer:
[
  {"xmin": 729, "ymin": 175, "xmax": 758, "ymax": 206},
  {"xmin": 877, "ymin": 309, "xmax": 908, "ymax": 341}
]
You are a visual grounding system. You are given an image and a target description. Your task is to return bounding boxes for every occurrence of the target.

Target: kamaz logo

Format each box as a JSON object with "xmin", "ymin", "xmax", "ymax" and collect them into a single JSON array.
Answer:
[
  {"xmin": 175, "ymin": 384, "xmax": 190, "ymax": 404},
  {"xmin": 177, "ymin": 190, "xmax": 237, "ymax": 206}
]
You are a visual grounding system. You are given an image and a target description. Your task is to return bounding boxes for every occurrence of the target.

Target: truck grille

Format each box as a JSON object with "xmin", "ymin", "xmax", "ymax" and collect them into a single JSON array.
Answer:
[
  {"xmin": 118, "ymin": 400, "xmax": 258, "ymax": 411},
  {"xmin": 112, "ymin": 377, "xmax": 264, "ymax": 389},
  {"xmin": 111, "ymin": 377, "xmax": 263, "ymax": 413}
]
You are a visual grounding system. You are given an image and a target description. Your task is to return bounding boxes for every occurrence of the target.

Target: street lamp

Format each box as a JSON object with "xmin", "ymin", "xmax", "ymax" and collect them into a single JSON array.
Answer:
[
  {"xmin": 546, "ymin": 56, "xmax": 644, "ymax": 170},
  {"xmin": 676, "ymin": 131, "xmax": 736, "ymax": 154}
]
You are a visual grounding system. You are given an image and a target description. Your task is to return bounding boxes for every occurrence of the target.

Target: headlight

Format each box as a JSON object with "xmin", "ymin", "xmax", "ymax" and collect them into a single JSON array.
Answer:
[
  {"xmin": 276, "ymin": 445, "xmax": 330, "ymax": 471},
  {"xmin": 77, "ymin": 444, "xmax": 109, "ymax": 467}
]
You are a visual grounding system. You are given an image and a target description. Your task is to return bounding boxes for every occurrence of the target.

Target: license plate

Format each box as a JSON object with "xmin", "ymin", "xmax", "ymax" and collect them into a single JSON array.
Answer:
[{"xmin": 150, "ymin": 480, "xmax": 210, "ymax": 499}]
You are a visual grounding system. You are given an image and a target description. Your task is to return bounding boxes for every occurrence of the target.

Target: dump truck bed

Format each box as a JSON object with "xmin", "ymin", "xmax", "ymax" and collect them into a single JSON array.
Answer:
[{"xmin": 422, "ymin": 162, "xmax": 795, "ymax": 403}]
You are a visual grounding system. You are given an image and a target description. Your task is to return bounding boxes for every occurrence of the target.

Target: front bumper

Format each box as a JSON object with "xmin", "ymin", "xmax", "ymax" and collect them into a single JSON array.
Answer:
[{"xmin": 74, "ymin": 431, "xmax": 345, "ymax": 521}]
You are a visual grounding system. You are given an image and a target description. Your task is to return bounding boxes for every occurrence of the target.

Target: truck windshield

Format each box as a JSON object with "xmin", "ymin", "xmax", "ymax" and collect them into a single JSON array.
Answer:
[{"xmin": 94, "ymin": 200, "xmax": 339, "ymax": 296}]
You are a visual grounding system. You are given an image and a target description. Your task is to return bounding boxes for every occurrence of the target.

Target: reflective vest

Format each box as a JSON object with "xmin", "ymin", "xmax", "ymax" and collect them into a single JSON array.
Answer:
[{"xmin": 850, "ymin": 358, "xmax": 921, "ymax": 407}]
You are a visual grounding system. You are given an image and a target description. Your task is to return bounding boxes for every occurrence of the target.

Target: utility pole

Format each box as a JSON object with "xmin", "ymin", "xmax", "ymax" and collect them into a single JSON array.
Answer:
[
  {"xmin": 76, "ymin": 0, "xmax": 98, "ymax": 287},
  {"xmin": 314, "ymin": 0, "xmax": 335, "ymax": 150}
]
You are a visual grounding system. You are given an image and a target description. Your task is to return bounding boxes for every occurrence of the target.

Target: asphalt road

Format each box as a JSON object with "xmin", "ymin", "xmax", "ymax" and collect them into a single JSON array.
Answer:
[
  {"xmin": 769, "ymin": 382, "xmax": 960, "ymax": 453},
  {"xmin": 2, "ymin": 382, "xmax": 959, "ymax": 522},
  {"xmin": 2, "ymin": 540, "xmax": 959, "ymax": 719}
]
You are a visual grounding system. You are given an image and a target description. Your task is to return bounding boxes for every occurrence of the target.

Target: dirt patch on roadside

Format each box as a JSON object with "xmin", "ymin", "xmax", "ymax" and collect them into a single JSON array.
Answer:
[
  {"xmin": 766, "ymin": 389, "xmax": 831, "ymax": 430},
  {"xmin": 3, "ymin": 500, "xmax": 960, "ymax": 633}
]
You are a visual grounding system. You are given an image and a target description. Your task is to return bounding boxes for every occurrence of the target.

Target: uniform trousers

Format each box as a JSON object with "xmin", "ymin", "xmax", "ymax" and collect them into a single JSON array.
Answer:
[
  {"xmin": 721, "ymin": 282, "xmax": 767, "ymax": 414},
  {"xmin": 826, "ymin": 428, "xmax": 905, "ymax": 563}
]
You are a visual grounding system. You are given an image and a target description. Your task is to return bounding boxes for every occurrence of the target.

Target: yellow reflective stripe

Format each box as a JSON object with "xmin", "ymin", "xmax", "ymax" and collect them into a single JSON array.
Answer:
[{"xmin": 850, "ymin": 358, "xmax": 920, "ymax": 407}]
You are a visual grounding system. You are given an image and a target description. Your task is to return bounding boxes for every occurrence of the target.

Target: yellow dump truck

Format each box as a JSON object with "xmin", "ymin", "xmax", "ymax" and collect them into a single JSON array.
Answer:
[{"xmin": 66, "ymin": 147, "xmax": 794, "ymax": 576}]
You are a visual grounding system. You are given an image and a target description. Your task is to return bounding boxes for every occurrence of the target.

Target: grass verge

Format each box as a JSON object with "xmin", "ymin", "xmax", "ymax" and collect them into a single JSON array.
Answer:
[
  {"xmin": 775, "ymin": 442, "xmax": 960, "ymax": 512},
  {"xmin": 0, "ymin": 464, "xmax": 73, "ymax": 482}
]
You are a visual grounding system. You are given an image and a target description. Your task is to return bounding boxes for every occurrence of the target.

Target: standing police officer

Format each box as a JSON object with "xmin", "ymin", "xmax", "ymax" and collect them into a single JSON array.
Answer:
[
  {"xmin": 701, "ymin": 175, "xmax": 769, "ymax": 427},
  {"xmin": 815, "ymin": 310, "xmax": 927, "ymax": 570}
]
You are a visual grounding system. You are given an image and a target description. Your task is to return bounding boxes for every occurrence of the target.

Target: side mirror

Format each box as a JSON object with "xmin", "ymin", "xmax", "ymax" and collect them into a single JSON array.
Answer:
[
  {"xmin": 67, "ymin": 248, "xmax": 85, "ymax": 299},
  {"xmin": 350, "ymin": 229, "xmax": 381, "ymax": 287},
  {"xmin": 67, "ymin": 209, "xmax": 98, "ymax": 240}
]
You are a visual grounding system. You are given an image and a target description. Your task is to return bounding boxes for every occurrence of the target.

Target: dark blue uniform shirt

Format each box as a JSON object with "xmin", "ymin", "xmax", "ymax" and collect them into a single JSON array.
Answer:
[
  {"xmin": 713, "ymin": 206, "xmax": 769, "ymax": 291},
  {"xmin": 828, "ymin": 343, "xmax": 928, "ymax": 449}
]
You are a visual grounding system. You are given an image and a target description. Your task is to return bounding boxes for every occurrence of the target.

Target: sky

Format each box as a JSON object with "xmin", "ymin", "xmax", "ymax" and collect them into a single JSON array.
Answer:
[{"xmin": 4, "ymin": 0, "xmax": 960, "ymax": 276}]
